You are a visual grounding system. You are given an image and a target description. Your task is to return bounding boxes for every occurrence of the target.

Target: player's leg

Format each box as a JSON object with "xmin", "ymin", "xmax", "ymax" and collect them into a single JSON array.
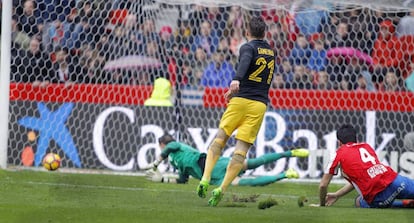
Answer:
[
  {"xmin": 197, "ymin": 129, "xmax": 228, "ymax": 198},
  {"xmin": 355, "ymin": 195, "xmax": 371, "ymax": 208},
  {"xmin": 198, "ymin": 99, "xmax": 243, "ymax": 198},
  {"xmin": 208, "ymin": 98, "xmax": 266, "ymax": 206},
  {"xmin": 245, "ymin": 149, "xmax": 309, "ymax": 170},
  {"xmin": 235, "ymin": 169, "xmax": 299, "ymax": 186},
  {"xmin": 390, "ymin": 199, "xmax": 414, "ymax": 208},
  {"xmin": 392, "ymin": 175, "xmax": 414, "ymax": 208},
  {"xmin": 208, "ymin": 140, "xmax": 249, "ymax": 206}
]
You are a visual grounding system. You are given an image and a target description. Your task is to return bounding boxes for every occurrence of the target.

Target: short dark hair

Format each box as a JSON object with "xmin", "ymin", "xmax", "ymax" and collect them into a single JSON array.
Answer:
[
  {"xmin": 158, "ymin": 133, "xmax": 175, "ymax": 145},
  {"xmin": 336, "ymin": 125, "xmax": 357, "ymax": 144},
  {"xmin": 248, "ymin": 16, "xmax": 266, "ymax": 39}
]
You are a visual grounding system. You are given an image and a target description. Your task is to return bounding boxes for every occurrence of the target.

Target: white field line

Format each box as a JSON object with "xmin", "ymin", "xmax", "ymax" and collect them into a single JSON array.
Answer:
[{"xmin": 3, "ymin": 167, "xmax": 352, "ymax": 201}]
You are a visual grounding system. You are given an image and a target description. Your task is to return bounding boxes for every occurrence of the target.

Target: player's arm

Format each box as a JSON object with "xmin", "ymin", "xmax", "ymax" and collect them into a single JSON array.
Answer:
[
  {"xmin": 319, "ymin": 173, "xmax": 333, "ymax": 206},
  {"xmin": 325, "ymin": 182, "xmax": 354, "ymax": 206},
  {"xmin": 143, "ymin": 142, "xmax": 180, "ymax": 170},
  {"xmin": 175, "ymin": 172, "xmax": 190, "ymax": 184},
  {"xmin": 228, "ymin": 44, "xmax": 253, "ymax": 96}
]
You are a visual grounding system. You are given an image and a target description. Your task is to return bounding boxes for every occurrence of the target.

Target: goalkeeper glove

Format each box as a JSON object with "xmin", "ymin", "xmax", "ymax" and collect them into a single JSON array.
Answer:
[
  {"xmin": 143, "ymin": 159, "xmax": 161, "ymax": 170},
  {"xmin": 145, "ymin": 169, "xmax": 171, "ymax": 183}
]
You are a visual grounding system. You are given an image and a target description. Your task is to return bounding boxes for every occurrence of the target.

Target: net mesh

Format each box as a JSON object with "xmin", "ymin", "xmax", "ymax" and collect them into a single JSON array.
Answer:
[{"xmin": 6, "ymin": 0, "xmax": 414, "ymax": 178}]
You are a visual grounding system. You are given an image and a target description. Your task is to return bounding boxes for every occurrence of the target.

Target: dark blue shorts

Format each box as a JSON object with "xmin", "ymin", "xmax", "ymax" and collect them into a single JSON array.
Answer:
[{"xmin": 358, "ymin": 175, "xmax": 414, "ymax": 208}]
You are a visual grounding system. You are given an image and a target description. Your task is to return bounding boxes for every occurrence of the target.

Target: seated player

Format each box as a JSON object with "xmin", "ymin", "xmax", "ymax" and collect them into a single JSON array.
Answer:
[
  {"xmin": 317, "ymin": 125, "xmax": 414, "ymax": 208},
  {"xmin": 144, "ymin": 133, "xmax": 309, "ymax": 186}
]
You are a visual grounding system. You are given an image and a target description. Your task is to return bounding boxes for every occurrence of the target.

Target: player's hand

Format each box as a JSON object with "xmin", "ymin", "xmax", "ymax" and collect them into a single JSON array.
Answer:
[
  {"xmin": 224, "ymin": 89, "xmax": 233, "ymax": 102},
  {"xmin": 145, "ymin": 169, "xmax": 163, "ymax": 182},
  {"xmin": 142, "ymin": 160, "xmax": 161, "ymax": 170},
  {"xmin": 325, "ymin": 193, "xmax": 338, "ymax": 206},
  {"xmin": 229, "ymin": 80, "xmax": 240, "ymax": 94}
]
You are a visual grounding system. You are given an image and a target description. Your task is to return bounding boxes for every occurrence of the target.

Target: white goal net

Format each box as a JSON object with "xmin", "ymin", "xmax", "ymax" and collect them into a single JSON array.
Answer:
[{"xmin": 3, "ymin": 0, "xmax": 414, "ymax": 179}]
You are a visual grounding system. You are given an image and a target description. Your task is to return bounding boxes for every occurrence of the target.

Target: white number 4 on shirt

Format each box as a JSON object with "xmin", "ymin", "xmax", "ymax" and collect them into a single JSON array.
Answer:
[{"xmin": 359, "ymin": 148, "xmax": 376, "ymax": 165}]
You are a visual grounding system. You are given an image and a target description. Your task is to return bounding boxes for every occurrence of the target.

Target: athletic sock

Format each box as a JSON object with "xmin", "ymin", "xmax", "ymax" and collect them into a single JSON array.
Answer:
[
  {"xmin": 246, "ymin": 151, "xmax": 291, "ymax": 169},
  {"xmin": 238, "ymin": 173, "xmax": 286, "ymax": 186}
]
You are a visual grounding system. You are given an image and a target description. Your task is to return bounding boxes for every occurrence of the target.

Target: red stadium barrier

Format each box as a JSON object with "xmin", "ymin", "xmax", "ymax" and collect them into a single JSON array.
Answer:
[
  {"xmin": 9, "ymin": 83, "xmax": 153, "ymax": 105},
  {"xmin": 204, "ymin": 88, "xmax": 414, "ymax": 112},
  {"xmin": 9, "ymin": 83, "xmax": 414, "ymax": 112}
]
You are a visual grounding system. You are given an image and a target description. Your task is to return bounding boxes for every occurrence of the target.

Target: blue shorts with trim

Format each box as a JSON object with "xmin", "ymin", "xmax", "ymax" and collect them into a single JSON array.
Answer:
[{"xmin": 357, "ymin": 175, "xmax": 414, "ymax": 208}]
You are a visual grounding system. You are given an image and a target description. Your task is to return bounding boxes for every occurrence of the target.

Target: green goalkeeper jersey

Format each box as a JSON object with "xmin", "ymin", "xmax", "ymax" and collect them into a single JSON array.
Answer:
[
  {"xmin": 160, "ymin": 141, "xmax": 205, "ymax": 183},
  {"xmin": 160, "ymin": 141, "xmax": 232, "ymax": 185}
]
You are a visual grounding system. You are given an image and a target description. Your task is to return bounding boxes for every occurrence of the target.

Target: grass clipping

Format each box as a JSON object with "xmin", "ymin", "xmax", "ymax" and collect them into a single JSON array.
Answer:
[
  {"xmin": 257, "ymin": 197, "xmax": 278, "ymax": 210},
  {"xmin": 222, "ymin": 194, "xmax": 260, "ymax": 207}
]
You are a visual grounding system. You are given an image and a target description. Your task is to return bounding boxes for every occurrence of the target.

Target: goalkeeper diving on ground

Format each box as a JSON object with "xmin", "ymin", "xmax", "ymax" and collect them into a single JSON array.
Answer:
[{"xmin": 143, "ymin": 133, "xmax": 309, "ymax": 186}]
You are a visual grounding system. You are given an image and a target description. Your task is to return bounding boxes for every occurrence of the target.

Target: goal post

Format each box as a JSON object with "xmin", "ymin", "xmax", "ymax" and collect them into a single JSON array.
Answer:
[
  {"xmin": 0, "ymin": 0, "xmax": 13, "ymax": 169},
  {"xmin": 2, "ymin": 0, "xmax": 414, "ymax": 180}
]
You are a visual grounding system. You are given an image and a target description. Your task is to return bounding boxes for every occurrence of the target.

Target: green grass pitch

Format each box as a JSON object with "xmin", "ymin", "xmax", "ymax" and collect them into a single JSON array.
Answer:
[{"xmin": 0, "ymin": 169, "xmax": 413, "ymax": 223}]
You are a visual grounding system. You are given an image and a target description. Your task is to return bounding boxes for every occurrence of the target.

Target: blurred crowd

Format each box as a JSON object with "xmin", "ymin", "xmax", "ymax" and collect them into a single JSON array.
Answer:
[{"xmin": 5, "ymin": 0, "xmax": 414, "ymax": 92}]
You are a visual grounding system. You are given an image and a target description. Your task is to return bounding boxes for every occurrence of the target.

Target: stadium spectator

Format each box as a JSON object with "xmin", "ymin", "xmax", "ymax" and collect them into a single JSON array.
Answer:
[
  {"xmin": 345, "ymin": 8, "xmax": 376, "ymax": 54},
  {"xmin": 136, "ymin": 17, "xmax": 161, "ymax": 54},
  {"xmin": 191, "ymin": 47, "xmax": 210, "ymax": 88},
  {"xmin": 326, "ymin": 56, "xmax": 347, "ymax": 89},
  {"xmin": 188, "ymin": 4, "xmax": 208, "ymax": 36},
  {"xmin": 107, "ymin": 25, "xmax": 138, "ymax": 60},
  {"xmin": 206, "ymin": 6, "xmax": 227, "ymax": 37},
  {"xmin": 12, "ymin": 37, "xmax": 52, "ymax": 84},
  {"xmin": 11, "ymin": 15, "xmax": 31, "ymax": 50},
  {"xmin": 314, "ymin": 70, "xmax": 333, "ymax": 90},
  {"xmin": 271, "ymin": 73, "xmax": 287, "ymax": 89},
  {"xmin": 307, "ymin": 39, "xmax": 327, "ymax": 72},
  {"xmin": 290, "ymin": 64, "xmax": 313, "ymax": 89},
  {"xmin": 46, "ymin": 17, "xmax": 67, "ymax": 52},
  {"xmin": 18, "ymin": 0, "xmax": 43, "ymax": 37},
  {"xmin": 261, "ymin": 7, "xmax": 299, "ymax": 43},
  {"xmin": 78, "ymin": 44, "xmax": 107, "ymax": 84},
  {"xmin": 317, "ymin": 125, "xmax": 414, "ymax": 208},
  {"xmin": 229, "ymin": 27, "xmax": 246, "ymax": 57},
  {"xmin": 141, "ymin": 40, "xmax": 169, "ymax": 84},
  {"xmin": 159, "ymin": 25, "xmax": 173, "ymax": 50},
  {"xmin": 355, "ymin": 74, "xmax": 369, "ymax": 91},
  {"xmin": 397, "ymin": 9, "xmax": 414, "ymax": 37},
  {"xmin": 343, "ymin": 58, "xmax": 370, "ymax": 90},
  {"xmin": 292, "ymin": 1, "xmax": 329, "ymax": 37},
  {"xmin": 289, "ymin": 34, "xmax": 312, "ymax": 66},
  {"xmin": 381, "ymin": 71, "xmax": 405, "ymax": 92},
  {"xmin": 279, "ymin": 59, "xmax": 294, "ymax": 87},
  {"xmin": 37, "ymin": 0, "xmax": 74, "ymax": 23},
  {"xmin": 217, "ymin": 37, "xmax": 234, "ymax": 63},
  {"xmin": 144, "ymin": 133, "xmax": 308, "ymax": 185},
  {"xmin": 226, "ymin": 6, "xmax": 247, "ymax": 33},
  {"xmin": 190, "ymin": 20, "xmax": 220, "ymax": 56},
  {"xmin": 171, "ymin": 19, "xmax": 192, "ymax": 53},
  {"xmin": 49, "ymin": 47, "xmax": 77, "ymax": 84},
  {"xmin": 371, "ymin": 20, "xmax": 403, "ymax": 83},
  {"xmin": 201, "ymin": 49, "xmax": 235, "ymax": 88},
  {"xmin": 327, "ymin": 20, "xmax": 354, "ymax": 48},
  {"xmin": 405, "ymin": 61, "xmax": 414, "ymax": 93},
  {"xmin": 338, "ymin": 76, "xmax": 352, "ymax": 91},
  {"xmin": 266, "ymin": 22, "xmax": 292, "ymax": 65}
]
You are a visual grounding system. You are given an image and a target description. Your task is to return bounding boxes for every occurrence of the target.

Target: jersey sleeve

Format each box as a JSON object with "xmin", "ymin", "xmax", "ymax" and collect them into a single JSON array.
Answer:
[
  {"xmin": 324, "ymin": 151, "xmax": 340, "ymax": 175},
  {"xmin": 233, "ymin": 44, "xmax": 253, "ymax": 81},
  {"xmin": 160, "ymin": 141, "xmax": 181, "ymax": 159}
]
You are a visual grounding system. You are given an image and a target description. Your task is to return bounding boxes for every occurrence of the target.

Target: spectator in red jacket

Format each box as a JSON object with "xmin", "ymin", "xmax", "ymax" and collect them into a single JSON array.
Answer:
[{"xmin": 371, "ymin": 20, "xmax": 403, "ymax": 85}]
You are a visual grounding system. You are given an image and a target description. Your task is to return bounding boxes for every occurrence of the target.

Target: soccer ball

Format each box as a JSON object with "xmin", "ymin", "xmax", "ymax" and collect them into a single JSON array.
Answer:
[{"xmin": 42, "ymin": 153, "xmax": 61, "ymax": 171}]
